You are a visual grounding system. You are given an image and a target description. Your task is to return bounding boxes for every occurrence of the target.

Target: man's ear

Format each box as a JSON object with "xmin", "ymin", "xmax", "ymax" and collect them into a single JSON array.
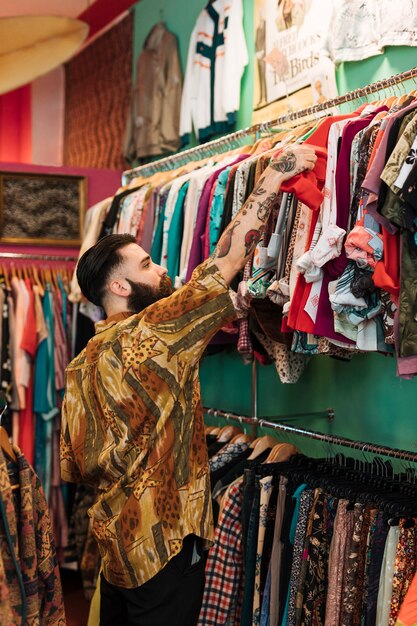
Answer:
[{"xmin": 108, "ymin": 278, "xmax": 131, "ymax": 299}]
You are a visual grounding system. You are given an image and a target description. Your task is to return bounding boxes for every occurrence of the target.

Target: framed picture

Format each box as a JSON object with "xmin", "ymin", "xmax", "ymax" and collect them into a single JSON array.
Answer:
[{"xmin": 0, "ymin": 172, "xmax": 86, "ymax": 246}]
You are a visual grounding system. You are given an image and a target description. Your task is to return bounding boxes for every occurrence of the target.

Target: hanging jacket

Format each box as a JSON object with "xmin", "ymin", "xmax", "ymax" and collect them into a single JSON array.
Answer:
[
  {"xmin": 123, "ymin": 23, "xmax": 182, "ymax": 161},
  {"xmin": 0, "ymin": 446, "xmax": 65, "ymax": 625},
  {"xmin": 180, "ymin": 0, "xmax": 248, "ymax": 144}
]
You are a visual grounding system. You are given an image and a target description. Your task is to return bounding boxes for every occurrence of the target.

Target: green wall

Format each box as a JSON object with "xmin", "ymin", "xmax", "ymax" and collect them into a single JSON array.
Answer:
[{"xmin": 132, "ymin": 1, "xmax": 417, "ymax": 453}]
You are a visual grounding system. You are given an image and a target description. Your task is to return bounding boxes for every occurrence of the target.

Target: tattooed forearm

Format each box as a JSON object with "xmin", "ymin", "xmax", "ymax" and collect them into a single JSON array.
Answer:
[
  {"xmin": 269, "ymin": 150, "xmax": 297, "ymax": 174},
  {"xmin": 244, "ymin": 226, "xmax": 265, "ymax": 256},
  {"xmin": 256, "ymin": 192, "xmax": 278, "ymax": 221},
  {"xmin": 212, "ymin": 221, "xmax": 240, "ymax": 259}
]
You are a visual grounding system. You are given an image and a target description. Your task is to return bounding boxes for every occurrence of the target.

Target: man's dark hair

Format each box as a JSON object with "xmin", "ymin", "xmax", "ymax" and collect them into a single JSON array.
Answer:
[{"xmin": 77, "ymin": 233, "xmax": 136, "ymax": 308}]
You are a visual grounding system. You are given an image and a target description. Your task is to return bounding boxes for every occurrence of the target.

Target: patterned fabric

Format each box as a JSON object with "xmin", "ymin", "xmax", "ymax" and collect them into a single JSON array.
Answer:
[
  {"xmin": 364, "ymin": 511, "xmax": 390, "ymax": 626},
  {"xmin": 395, "ymin": 568, "xmax": 417, "ymax": 626},
  {"xmin": 353, "ymin": 507, "xmax": 377, "ymax": 625},
  {"xmin": 381, "ymin": 111, "xmax": 417, "ymax": 192},
  {"xmin": 237, "ymin": 258, "xmax": 254, "ymax": 358},
  {"xmin": 198, "ymin": 479, "xmax": 244, "ymax": 626},
  {"xmin": 209, "ymin": 442, "xmax": 249, "ymax": 473},
  {"xmin": 288, "ymin": 489, "xmax": 314, "ymax": 626},
  {"xmin": 340, "ymin": 503, "xmax": 365, "ymax": 626},
  {"xmin": 389, "ymin": 520, "xmax": 417, "ymax": 626},
  {"xmin": 300, "ymin": 490, "xmax": 335, "ymax": 626},
  {"xmin": 254, "ymin": 331, "xmax": 309, "ymax": 384},
  {"xmin": 325, "ymin": 499, "xmax": 355, "ymax": 626},
  {"xmin": 64, "ymin": 13, "xmax": 133, "ymax": 169},
  {"xmin": 253, "ymin": 476, "xmax": 274, "ymax": 625},
  {"xmin": 0, "ymin": 445, "xmax": 65, "ymax": 625},
  {"xmin": 66, "ymin": 484, "xmax": 100, "ymax": 600},
  {"xmin": 61, "ymin": 257, "xmax": 236, "ymax": 588}
]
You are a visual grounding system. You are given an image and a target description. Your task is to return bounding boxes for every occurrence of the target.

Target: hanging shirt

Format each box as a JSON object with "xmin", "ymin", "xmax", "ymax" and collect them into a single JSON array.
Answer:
[
  {"xmin": 61, "ymin": 258, "xmax": 236, "ymax": 589},
  {"xmin": 180, "ymin": 0, "xmax": 248, "ymax": 144},
  {"xmin": 123, "ymin": 23, "xmax": 182, "ymax": 161}
]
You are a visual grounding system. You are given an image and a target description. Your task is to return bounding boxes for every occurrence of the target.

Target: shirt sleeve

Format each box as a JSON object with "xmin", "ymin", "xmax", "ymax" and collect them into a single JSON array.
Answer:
[
  {"xmin": 60, "ymin": 393, "xmax": 83, "ymax": 483},
  {"xmin": 141, "ymin": 257, "xmax": 236, "ymax": 366}
]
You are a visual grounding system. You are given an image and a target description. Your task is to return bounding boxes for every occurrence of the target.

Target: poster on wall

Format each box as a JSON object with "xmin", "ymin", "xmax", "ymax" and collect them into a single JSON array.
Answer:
[{"xmin": 253, "ymin": 0, "xmax": 338, "ymax": 124}]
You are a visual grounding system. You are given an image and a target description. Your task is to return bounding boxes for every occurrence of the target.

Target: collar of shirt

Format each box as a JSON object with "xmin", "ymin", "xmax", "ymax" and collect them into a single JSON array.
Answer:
[{"xmin": 95, "ymin": 311, "xmax": 133, "ymax": 334}]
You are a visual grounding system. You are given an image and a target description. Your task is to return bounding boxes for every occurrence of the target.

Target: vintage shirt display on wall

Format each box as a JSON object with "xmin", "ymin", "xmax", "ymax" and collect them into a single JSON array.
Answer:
[
  {"xmin": 329, "ymin": 0, "xmax": 417, "ymax": 64},
  {"xmin": 123, "ymin": 22, "xmax": 183, "ymax": 162},
  {"xmin": 180, "ymin": 0, "xmax": 248, "ymax": 144}
]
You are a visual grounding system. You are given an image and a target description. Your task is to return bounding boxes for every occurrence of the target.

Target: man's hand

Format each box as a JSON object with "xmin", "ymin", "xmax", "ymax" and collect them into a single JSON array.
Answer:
[{"xmin": 267, "ymin": 144, "xmax": 317, "ymax": 182}]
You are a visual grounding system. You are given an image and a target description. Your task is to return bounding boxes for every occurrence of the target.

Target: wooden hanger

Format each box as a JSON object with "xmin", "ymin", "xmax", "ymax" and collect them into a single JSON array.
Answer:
[
  {"xmin": 229, "ymin": 433, "xmax": 254, "ymax": 445},
  {"xmin": 32, "ymin": 266, "xmax": 44, "ymax": 296},
  {"xmin": 216, "ymin": 425, "xmax": 243, "ymax": 442},
  {"xmin": 210, "ymin": 427, "xmax": 220, "ymax": 436},
  {"xmin": 264, "ymin": 443, "xmax": 299, "ymax": 464},
  {"xmin": 0, "ymin": 264, "xmax": 10, "ymax": 291},
  {"xmin": 0, "ymin": 393, "xmax": 16, "ymax": 463},
  {"xmin": 0, "ymin": 426, "xmax": 16, "ymax": 462},
  {"xmin": 247, "ymin": 435, "xmax": 279, "ymax": 460}
]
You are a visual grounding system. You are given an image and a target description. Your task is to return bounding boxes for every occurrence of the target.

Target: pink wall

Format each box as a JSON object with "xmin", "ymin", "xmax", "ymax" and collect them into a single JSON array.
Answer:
[
  {"xmin": 0, "ymin": 86, "xmax": 32, "ymax": 163},
  {"xmin": 0, "ymin": 162, "xmax": 121, "ymax": 258}
]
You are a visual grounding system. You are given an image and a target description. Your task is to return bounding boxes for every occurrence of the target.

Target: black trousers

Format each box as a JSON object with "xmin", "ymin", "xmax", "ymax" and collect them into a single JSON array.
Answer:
[{"xmin": 99, "ymin": 535, "xmax": 205, "ymax": 626}]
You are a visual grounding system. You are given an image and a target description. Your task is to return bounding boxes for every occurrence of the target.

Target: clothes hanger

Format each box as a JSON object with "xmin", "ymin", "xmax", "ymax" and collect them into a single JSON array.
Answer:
[
  {"xmin": 264, "ymin": 442, "xmax": 299, "ymax": 463},
  {"xmin": 32, "ymin": 265, "xmax": 44, "ymax": 296},
  {"xmin": 0, "ymin": 264, "xmax": 10, "ymax": 291},
  {"xmin": 216, "ymin": 425, "xmax": 243, "ymax": 442},
  {"xmin": 229, "ymin": 433, "xmax": 254, "ymax": 444},
  {"xmin": 0, "ymin": 392, "xmax": 16, "ymax": 463},
  {"xmin": 210, "ymin": 427, "xmax": 220, "ymax": 436},
  {"xmin": 10, "ymin": 264, "xmax": 17, "ymax": 280},
  {"xmin": 247, "ymin": 435, "xmax": 278, "ymax": 460}
]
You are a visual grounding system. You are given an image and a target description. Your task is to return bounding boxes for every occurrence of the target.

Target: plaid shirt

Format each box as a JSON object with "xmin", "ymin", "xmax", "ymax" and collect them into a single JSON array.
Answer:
[{"xmin": 198, "ymin": 478, "xmax": 244, "ymax": 626}]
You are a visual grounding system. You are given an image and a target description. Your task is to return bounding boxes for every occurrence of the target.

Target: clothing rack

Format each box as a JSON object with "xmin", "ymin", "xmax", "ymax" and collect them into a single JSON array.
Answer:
[
  {"xmin": 123, "ymin": 66, "xmax": 417, "ymax": 181},
  {"xmin": 203, "ymin": 407, "xmax": 417, "ymax": 464},
  {"xmin": 0, "ymin": 252, "xmax": 78, "ymax": 262}
]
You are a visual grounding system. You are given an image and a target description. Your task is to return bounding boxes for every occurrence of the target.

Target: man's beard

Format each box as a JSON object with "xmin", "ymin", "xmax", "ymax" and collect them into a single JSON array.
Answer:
[{"xmin": 126, "ymin": 275, "xmax": 173, "ymax": 313}]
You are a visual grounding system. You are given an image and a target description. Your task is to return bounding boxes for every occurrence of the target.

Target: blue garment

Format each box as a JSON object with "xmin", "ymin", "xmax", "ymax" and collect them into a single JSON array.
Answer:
[
  {"xmin": 34, "ymin": 286, "xmax": 58, "ymax": 501},
  {"xmin": 58, "ymin": 275, "xmax": 67, "ymax": 330},
  {"xmin": 260, "ymin": 564, "xmax": 271, "ymax": 626},
  {"xmin": 280, "ymin": 483, "xmax": 307, "ymax": 626},
  {"xmin": 209, "ymin": 166, "xmax": 231, "ymax": 254},
  {"xmin": 150, "ymin": 190, "xmax": 169, "ymax": 264},
  {"xmin": 167, "ymin": 181, "xmax": 189, "ymax": 281}
]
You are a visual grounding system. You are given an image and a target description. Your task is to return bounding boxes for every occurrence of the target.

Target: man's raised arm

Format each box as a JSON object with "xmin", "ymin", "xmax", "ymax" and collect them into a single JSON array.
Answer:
[{"xmin": 212, "ymin": 144, "xmax": 317, "ymax": 285}]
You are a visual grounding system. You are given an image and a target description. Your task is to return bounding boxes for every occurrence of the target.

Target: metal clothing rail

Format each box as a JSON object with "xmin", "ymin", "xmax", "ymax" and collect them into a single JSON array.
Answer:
[
  {"xmin": 123, "ymin": 66, "xmax": 417, "ymax": 181},
  {"xmin": 0, "ymin": 252, "xmax": 77, "ymax": 262},
  {"xmin": 203, "ymin": 407, "xmax": 417, "ymax": 464}
]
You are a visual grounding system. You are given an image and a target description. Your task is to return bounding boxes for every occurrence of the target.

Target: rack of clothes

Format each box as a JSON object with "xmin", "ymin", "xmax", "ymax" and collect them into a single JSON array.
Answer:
[
  {"xmin": 200, "ymin": 408, "xmax": 417, "ymax": 626},
  {"xmin": 0, "ymin": 252, "xmax": 77, "ymax": 571},
  {"xmin": 69, "ymin": 65, "xmax": 417, "ymax": 380}
]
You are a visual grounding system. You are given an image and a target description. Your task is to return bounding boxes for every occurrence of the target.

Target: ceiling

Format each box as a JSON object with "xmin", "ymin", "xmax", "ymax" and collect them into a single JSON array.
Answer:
[
  {"xmin": 0, "ymin": 1, "xmax": 98, "ymax": 18},
  {"xmin": 0, "ymin": 0, "xmax": 138, "ymax": 40}
]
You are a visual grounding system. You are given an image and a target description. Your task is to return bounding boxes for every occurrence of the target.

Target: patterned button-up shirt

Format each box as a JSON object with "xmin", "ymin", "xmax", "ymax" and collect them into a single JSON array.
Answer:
[{"xmin": 60, "ymin": 258, "xmax": 235, "ymax": 588}]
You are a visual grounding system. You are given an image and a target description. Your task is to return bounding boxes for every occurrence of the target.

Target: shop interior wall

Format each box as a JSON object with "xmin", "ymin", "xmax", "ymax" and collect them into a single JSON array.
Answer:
[{"xmin": 132, "ymin": 0, "xmax": 417, "ymax": 451}]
